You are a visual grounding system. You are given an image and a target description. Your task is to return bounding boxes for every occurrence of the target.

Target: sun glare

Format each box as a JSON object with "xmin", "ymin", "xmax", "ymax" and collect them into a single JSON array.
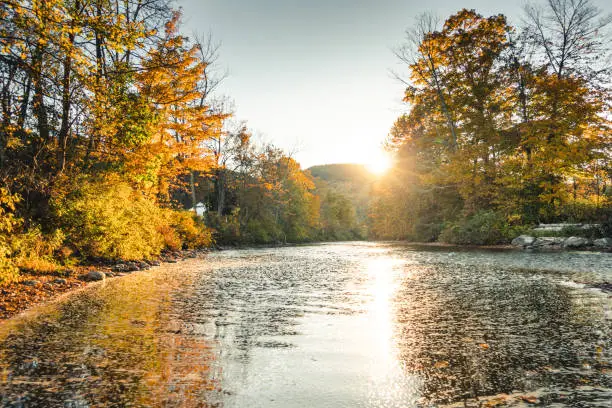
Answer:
[{"xmin": 366, "ymin": 151, "xmax": 392, "ymax": 175}]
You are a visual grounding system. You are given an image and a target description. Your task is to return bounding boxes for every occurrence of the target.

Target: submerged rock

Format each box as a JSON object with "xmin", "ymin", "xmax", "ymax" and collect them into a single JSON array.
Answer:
[
  {"xmin": 511, "ymin": 235, "xmax": 535, "ymax": 247},
  {"xmin": 563, "ymin": 236, "xmax": 589, "ymax": 248},
  {"xmin": 80, "ymin": 271, "xmax": 106, "ymax": 282}
]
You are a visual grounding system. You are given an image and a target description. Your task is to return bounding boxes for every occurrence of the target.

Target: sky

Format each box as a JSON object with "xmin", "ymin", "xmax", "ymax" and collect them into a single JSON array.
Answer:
[{"xmin": 178, "ymin": 0, "xmax": 610, "ymax": 169}]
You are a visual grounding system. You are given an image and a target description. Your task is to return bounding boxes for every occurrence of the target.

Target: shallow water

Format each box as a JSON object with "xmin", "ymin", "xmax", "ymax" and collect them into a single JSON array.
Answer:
[{"xmin": 0, "ymin": 242, "xmax": 610, "ymax": 407}]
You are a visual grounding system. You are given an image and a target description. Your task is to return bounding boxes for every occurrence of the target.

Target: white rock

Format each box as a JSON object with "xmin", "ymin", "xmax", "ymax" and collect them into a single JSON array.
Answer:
[
  {"xmin": 593, "ymin": 237, "xmax": 612, "ymax": 248},
  {"xmin": 511, "ymin": 235, "xmax": 536, "ymax": 246},
  {"xmin": 563, "ymin": 236, "xmax": 589, "ymax": 248}
]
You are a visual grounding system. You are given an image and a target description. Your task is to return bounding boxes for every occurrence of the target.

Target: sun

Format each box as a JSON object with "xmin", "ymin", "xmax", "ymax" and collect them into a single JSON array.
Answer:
[{"xmin": 366, "ymin": 151, "xmax": 392, "ymax": 175}]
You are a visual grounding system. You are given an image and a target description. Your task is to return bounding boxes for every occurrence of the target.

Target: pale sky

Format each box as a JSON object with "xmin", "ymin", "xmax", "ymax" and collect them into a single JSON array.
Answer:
[{"xmin": 178, "ymin": 0, "xmax": 610, "ymax": 169}]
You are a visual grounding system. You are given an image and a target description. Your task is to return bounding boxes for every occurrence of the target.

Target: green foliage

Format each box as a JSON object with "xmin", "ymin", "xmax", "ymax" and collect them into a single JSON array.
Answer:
[
  {"xmin": 319, "ymin": 190, "xmax": 362, "ymax": 240},
  {"xmin": 206, "ymin": 209, "xmax": 242, "ymax": 245},
  {"xmin": 438, "ymin": 211, "xmax": 518, "ymax": 245}
]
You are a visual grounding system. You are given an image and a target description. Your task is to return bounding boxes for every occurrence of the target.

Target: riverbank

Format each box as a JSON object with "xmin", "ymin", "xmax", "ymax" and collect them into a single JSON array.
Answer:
[{"xmin": 0, "ymin": 249, "xmax": 210, "ymax": 321}]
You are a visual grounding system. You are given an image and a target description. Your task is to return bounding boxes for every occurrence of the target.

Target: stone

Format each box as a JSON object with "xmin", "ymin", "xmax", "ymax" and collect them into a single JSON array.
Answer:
[
  {"xmin": 511, "ymin": 235, "xmax": 535, "ymax": 247},
  {"xmin": 22, "ymin": 280, "xmax": 41, "ymax": 286},
  {"xmin": 112, "ymin": 263, "xmax": 130, "ymax": 272},
  {"xmin": 533, "ymin": 237, "xmax": 565, "ymax": 247},
  {"xmin": 593, "ymin": 237, "xmax": 612, "ymax": 248},
  {"xmin": 149, "ymin": 260, "xmax": 161, "ymax": 267},
  {"xmin": 125, "ymin": 262, "xmax": 140, "ymax": 272},
  {"xmin": 563, "ymin": 236, "xmax": 589, "ymax": 248},
  {"xmin": 52, "ymin": 278, "xmax": 67, "ymax": 285},
  {"xmin": 80, "ymin": 271, "xmax": 106, "ymax": 282}
]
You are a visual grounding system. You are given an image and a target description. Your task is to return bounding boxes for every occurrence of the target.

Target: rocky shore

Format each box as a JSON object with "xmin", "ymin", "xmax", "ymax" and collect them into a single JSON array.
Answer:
[
  {"xmin": 0, "ymin": 249, "xmax": 211, "ymax": 321},
  {"xmin": 511, "ymin": 235, "xmax": 612, "ymax": 251}
]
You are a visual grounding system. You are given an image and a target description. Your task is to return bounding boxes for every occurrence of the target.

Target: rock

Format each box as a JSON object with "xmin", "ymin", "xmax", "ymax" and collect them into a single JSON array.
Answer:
[
  {"xmin": 80, "ymin": 271, "xmax": 106, "ymax": 282},
  {"xmin": 533, "ymin": 237, "xmax": 565, "ymax": 247},
  {"xmin": 125, "ymin": 262, "xmax": 140, "ymax": 272},
  {"xmin": 149, "ymin": 260, "xmax": 161, "ymax": 267},
  {"xmin": 22, "ymin": 280, "xmax": 41, "ymax": 286},
  {"xmin": 52, "ymin": 278, "xmax": 67, "ymax": 285},
  {"xmin": 563, "ymin": 236, "xmax": 589, "ymax": 248},
  {"xmin": 112, "ymin": 263, "xmax": 130, "ymax": 272},
  {"xmin": 593, "ymin": 237, "xmax": 612, "ymax": 248},
  {"xmin": 61, "ymin": 269, "xmax": 76, "ymax": 277},
  {"xmin": 511, "ymin": 235, "xmax": 535, "ymax": 247}
]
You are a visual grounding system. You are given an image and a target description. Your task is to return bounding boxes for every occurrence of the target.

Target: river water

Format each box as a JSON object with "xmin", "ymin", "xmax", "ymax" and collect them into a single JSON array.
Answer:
[{"xmin": 0, "ymin": 242, "xmax": 610, "ymax": 407}]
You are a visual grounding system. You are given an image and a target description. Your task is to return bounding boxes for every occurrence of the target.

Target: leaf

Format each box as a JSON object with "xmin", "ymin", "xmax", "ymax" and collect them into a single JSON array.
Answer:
[{"xmin": 434, "ymin": 360, "xmax": 449, "ymax": 369}]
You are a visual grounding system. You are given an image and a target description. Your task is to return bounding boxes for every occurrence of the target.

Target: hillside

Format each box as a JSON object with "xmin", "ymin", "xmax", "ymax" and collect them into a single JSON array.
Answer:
[{"xmin": 307, "ymin": 164, "xmax": 375, "ymax": 238}]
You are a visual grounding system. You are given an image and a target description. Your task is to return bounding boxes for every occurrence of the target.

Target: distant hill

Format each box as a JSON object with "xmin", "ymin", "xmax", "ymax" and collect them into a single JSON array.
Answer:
[
  {"xmin": 307, "ymin": 164, "xmax": 375, "ymax": 237},
  {"xmin": 308, "ymin": 163, "xmax": 375, "ymax": 183}
]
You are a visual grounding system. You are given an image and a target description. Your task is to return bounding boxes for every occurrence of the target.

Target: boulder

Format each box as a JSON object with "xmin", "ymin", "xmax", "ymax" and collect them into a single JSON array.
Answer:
[
  {"xmin": 125, "ymin": 261, "xmax": 140, "ymax": 272},
  {"xmin": 533, "ymin": 237, "xmax": 565, "ymax": 247},
  {"xmin": 80, "ymin": 271, "xmax": 106, "ymax": 282},
  {"xmin": 593, "ymin": 237, "xmax": 612, "ymax": 248},
  {"xmin": 52, "ymin": 278, "xmax": 67, "ymax": 285},
  {"xmin": 511, "ymin": 235, "xmax": 536, "ymax": 247},
  {"xmin": 563, "ymin": 236, "xmax": 589, "ymax": 248},
  {"xmin": 112, "ymin": 263, "xmax": 130, "ymax": 272},
  {"xmin": 21, "ymin": 280, "xmax": 41, "ymax": 286}
]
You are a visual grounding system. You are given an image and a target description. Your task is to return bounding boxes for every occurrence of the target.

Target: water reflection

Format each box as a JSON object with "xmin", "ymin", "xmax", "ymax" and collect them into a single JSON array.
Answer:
[
  {"xmin": 391, "ymin": 263, "xmax": 610, "ymax": 406},
  {"xmin": 0, "ymin": 263, "xmax": 219, "ymax": 407},
  {"xmin": 0, "ymin": 243, "xmax": 610, "ymax": 407}
]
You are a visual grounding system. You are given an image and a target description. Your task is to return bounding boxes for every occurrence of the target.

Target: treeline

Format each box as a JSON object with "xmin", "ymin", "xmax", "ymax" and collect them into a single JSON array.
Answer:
[
  {"xmin": 0, "ymin": 0, "xmax": 357, "ymax": 285},
  {"xmin": 370, "ymin": 0, "xmax": 612, "ymax": 244},
  {"xmin": 173, "ymin": 131, "xmax": 364, "ymax": 245}
]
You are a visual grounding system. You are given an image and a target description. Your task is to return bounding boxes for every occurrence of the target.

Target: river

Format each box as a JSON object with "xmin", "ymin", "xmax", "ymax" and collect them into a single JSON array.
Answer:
[{"xmin": 0, "ymin": 242, "xmax": 610, "ymax": 407}]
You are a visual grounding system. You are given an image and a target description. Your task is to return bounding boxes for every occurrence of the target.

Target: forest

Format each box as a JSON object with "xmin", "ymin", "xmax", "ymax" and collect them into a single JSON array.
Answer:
[
  {"xmin": 0, "ymin": 0, "xmax": 611, "ymax": 286},
  {"xmin": 0, "ymin": 0, "xmax": 361, "ymax": 285},
  {"xmin": 370, "ymin": 1, "xmax": 612, "ymax": 243}
]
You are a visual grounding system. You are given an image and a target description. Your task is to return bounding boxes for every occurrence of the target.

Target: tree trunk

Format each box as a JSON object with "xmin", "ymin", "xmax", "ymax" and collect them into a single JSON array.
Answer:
[
  {"xmin": 216, "ymin": 169, "xmax": 225, "ymax": 215},
  {"xmin": 190, "ymin": 170, "xmax": 198, "ymax": 214},
  {"xmin": 57, "ymin": 31, "xmax": 75, "ymax": 172}
]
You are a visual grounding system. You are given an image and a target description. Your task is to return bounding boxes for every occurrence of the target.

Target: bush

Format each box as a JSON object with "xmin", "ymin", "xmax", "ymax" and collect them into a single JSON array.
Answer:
[
  {"xmin": 206, "ymin": 209, "xmax": 241, "ymax": 245},
  {"xmin": 53, "ymin": 178, "xmax": 169, "ymax": 260},
  {"xmin": 170, "ymin": 211, "xmax": 213, "ymax": 249},
  {"xmin": 11, "ymin": 227, "xmax": 64, "ymax": 274},
  {"xmin": 439, "ymin": 211, "xmax": 517, "ymax": 245},
  {"xmin": 0, "ymin": 188, "xmax": 21, "ymax": 285},
  {"xmin": 413, "ymin": 222, "xmax": 444, "ymax": 242},
  {"xmin": 0, "ymin": 243, "xmax": 18, "ymax": 286}
]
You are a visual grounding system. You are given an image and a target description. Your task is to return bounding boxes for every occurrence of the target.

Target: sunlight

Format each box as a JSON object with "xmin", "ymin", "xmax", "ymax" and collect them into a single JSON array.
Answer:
[{"xmin": 365, "ymin": 150, "xmax": 392, "ymax": 175}]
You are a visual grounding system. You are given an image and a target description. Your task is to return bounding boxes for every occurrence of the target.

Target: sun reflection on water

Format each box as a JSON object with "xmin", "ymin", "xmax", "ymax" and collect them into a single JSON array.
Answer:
[{"xmin": 364, "ymin": 257, "xmax": 421, "ymax": 406}]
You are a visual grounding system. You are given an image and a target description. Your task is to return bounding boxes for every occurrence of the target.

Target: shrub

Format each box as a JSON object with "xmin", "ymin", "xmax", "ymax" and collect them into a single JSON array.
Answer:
[
  {"xmin": 0, "ymin": 243, "xmax": 18, "ymax": 286},
  {"xmin": 439, "ymin": 211, "xmax": 516, "ymax": 245},
  {"xmin": 0, "ymin": 188, "xmax": 21, "ymax": 285},
  {"xmin": 11, "ymin": 227, "xmax": 64, "ymax": 274},
  {"xmin": 170, "ymin": 211, "xmax": 213, "ymax": 249},
  {"xmin": 413, "ymin": 222, "xmax": 444, "ymax": 242},
  {"xmin": 206, "ymin": 209, "xmax": 241, "ymax": 245},
  {"xmin": 53, "ymin": 178, "xmax": 168, "ymax": 260}
]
